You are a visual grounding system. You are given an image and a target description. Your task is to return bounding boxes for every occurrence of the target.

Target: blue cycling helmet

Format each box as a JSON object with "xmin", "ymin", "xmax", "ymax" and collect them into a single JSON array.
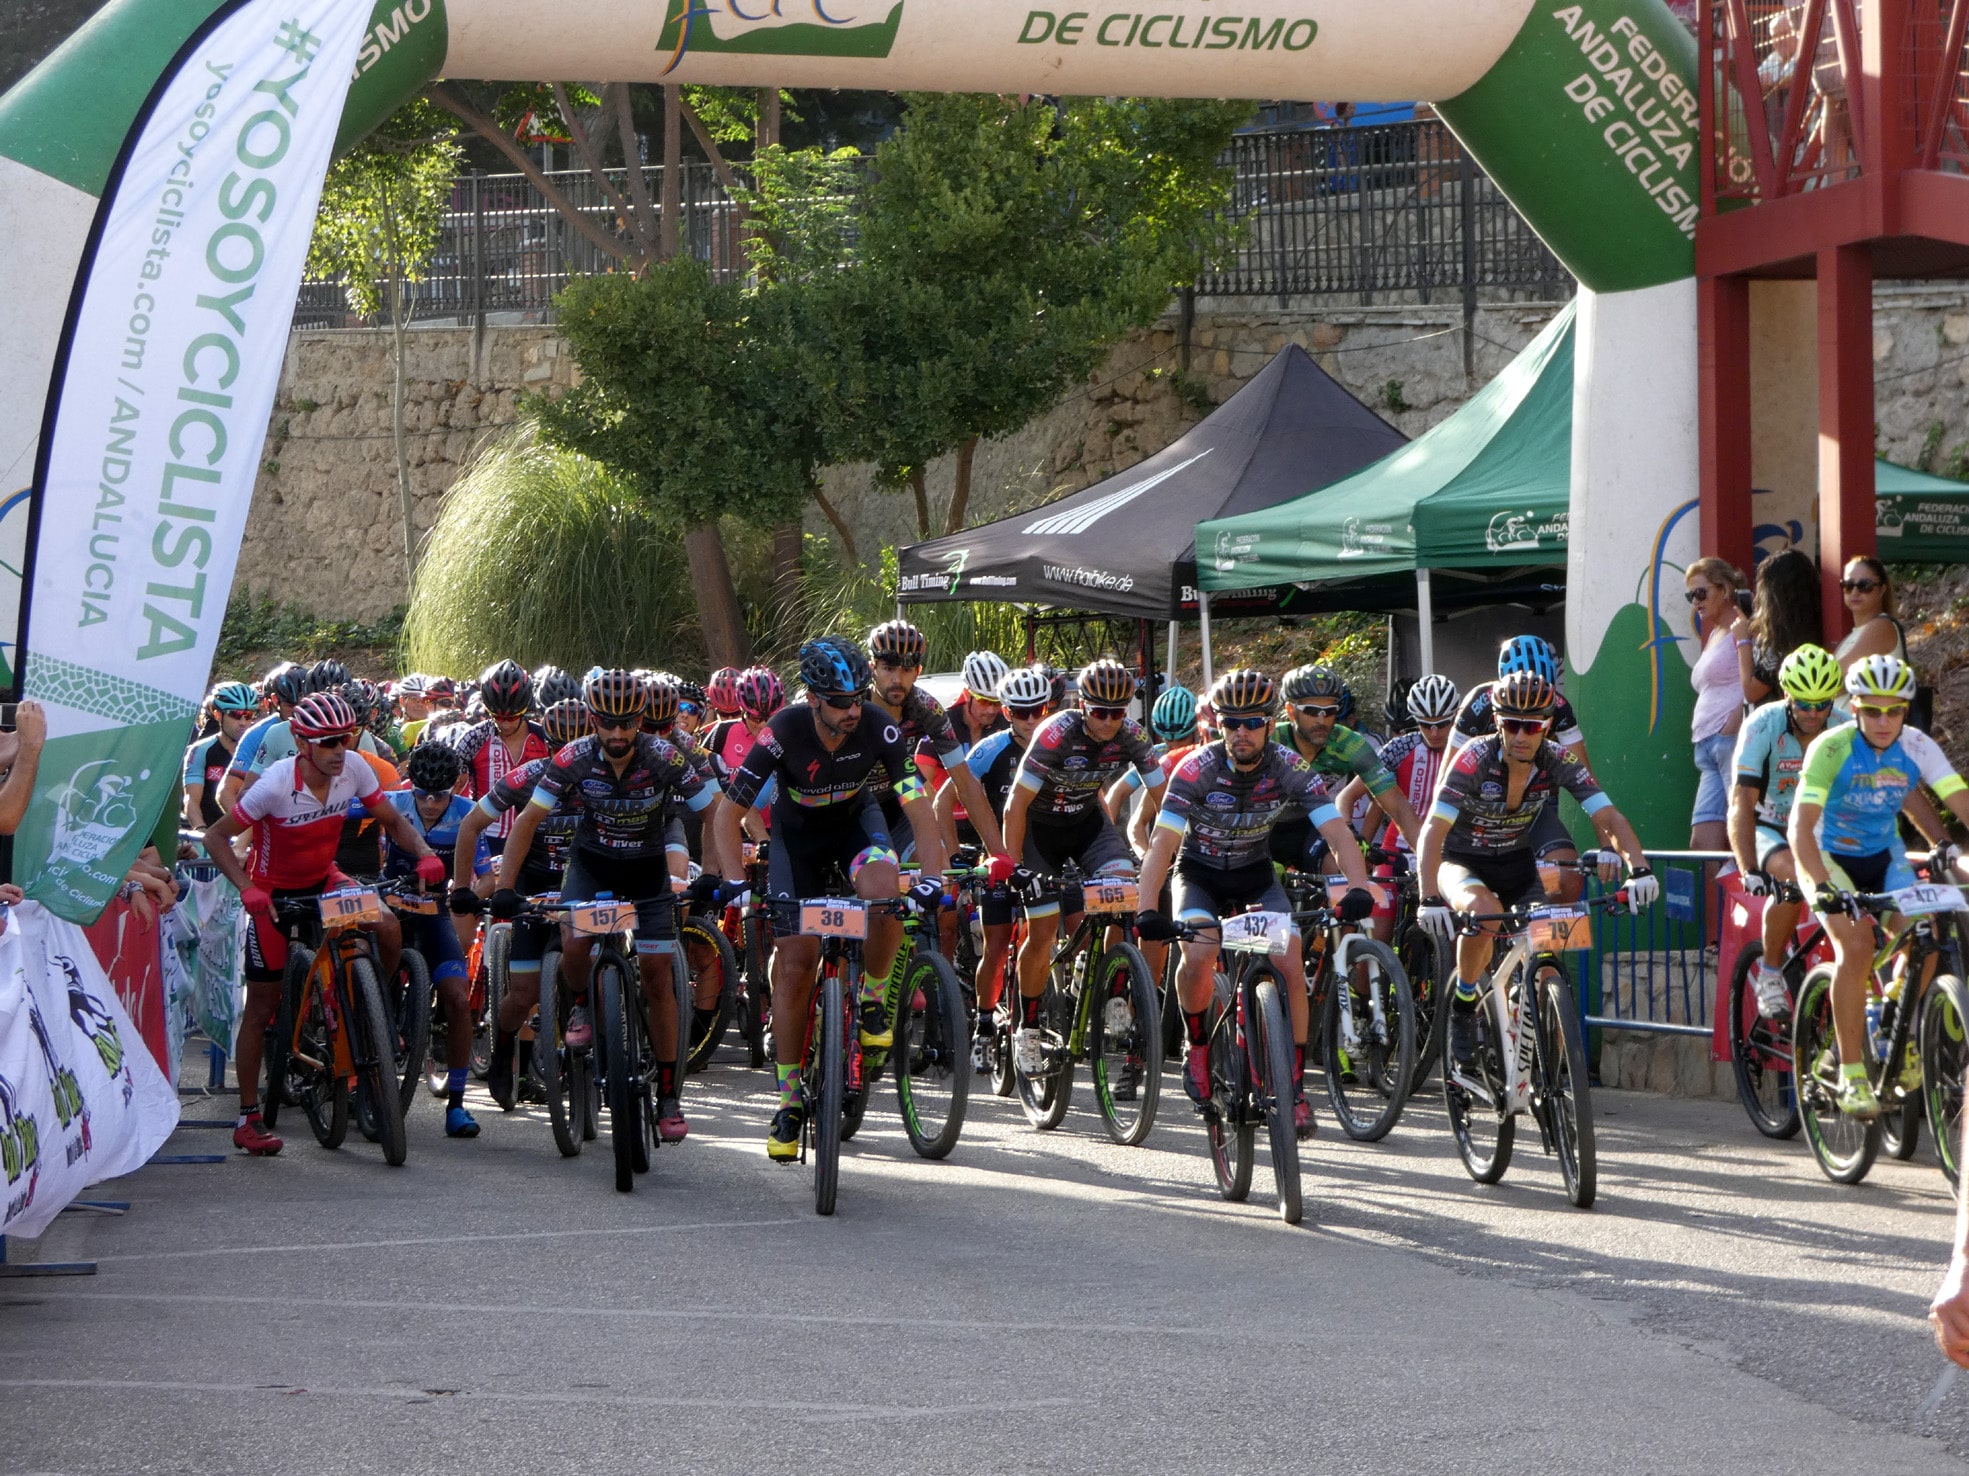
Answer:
[
  {"xmin": 210, "ymin": 681, "xmax": 260, "ymax": 713},
  {"xmin": 799, "ymin": 637, "xmax": 873, "ymax": 698},
  {"xmin": 1151, "ymin": 684, "xmax": 1197, "ymax": 741},
  {"xmin": 1497, "ymin": 635, "xmax": 1559, "ymax": 685}
]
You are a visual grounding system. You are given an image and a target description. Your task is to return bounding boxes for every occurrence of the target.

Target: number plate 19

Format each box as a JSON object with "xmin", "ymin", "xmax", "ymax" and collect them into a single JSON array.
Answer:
[{"xmin": 801, "ymin": 898, "xmax": 869, "ymax": 939}]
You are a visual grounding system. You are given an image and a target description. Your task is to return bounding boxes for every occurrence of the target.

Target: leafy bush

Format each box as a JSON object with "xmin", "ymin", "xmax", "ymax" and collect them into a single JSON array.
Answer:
[
  {"xmin": 401, "ymin": 423, "xmax": 702, "ymax": 674},
  {"xmin": 216, "ymin": 592, "xmax": 405, "ymax": 667}
]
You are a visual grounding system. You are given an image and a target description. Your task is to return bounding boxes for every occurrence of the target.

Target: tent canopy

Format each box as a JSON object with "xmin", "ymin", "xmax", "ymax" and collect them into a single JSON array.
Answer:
[
  {"xmin": 896, "ymin": 345, "xmax": 1408, "ymax": 622},
  {"xmin": 1876, "ymin": 459, "xmax": 1969, "ymax": 562},
  {"xmin": 1199, "ymin": 302, "xmax": 1575, "ymax": 591}
]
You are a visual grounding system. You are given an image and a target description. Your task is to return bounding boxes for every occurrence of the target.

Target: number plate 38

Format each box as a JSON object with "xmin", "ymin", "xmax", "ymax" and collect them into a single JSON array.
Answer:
[{"xmin": 801, "ymin": 898, "xmax": 869, "ymax": 939}]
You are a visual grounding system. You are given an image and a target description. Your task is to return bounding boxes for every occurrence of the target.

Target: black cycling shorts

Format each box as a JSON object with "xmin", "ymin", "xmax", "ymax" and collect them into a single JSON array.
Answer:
[
  {"xmin": 1439, "ymin": 849, "xmax": 1544, "ymax": 910},
  {"xmin": 766, "ymin": 806, "xmax": 893, "ymax": 905},
  {"xmin": 1021, "ymin": 811, "xmax": 1132, "ymax": 917},
  {"xmin": 1171, "ymin": 857, "xmax": 1291, "ymax": 929},
  {"xmin": 561, "ymin": 849, "xmax": 677, "ymax": 956}
]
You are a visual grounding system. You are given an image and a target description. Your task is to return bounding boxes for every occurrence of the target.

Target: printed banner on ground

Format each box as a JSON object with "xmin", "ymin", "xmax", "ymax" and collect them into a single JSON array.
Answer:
[
  {"xmin": 0, "ymin": 902, "xmax": 180, "ymax": 1240},
  {"xmin": 16, "ymin": 0, "xmax": 365, "ymax": 921}
]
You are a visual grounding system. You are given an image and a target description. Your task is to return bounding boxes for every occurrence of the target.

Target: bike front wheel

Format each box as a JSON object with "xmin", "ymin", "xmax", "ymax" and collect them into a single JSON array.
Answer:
[
  {"xmin": 812, "ymin": 971, "xmax": 846, "ymax": 1217},
  {"xmin": 471, "ymin": 923, "xmax": 509, "ymax": 1078},
  {"xmin": 261, "ymin": 946, "xmax": 308, "ymax": 1132},
  {"xmin": 1443, "ymin": 985, "xmax": 1512, "ymax": 1184},
  {"xmin": 1206, "ymin": 971, "xmax": 1253, "ymax": 1202},
  {"xmin": 1793, "ymin": 964, "xmax": 1882, "ymax": 1185},
  {"xmin": 1321, "ymin": 939, "xmax": 1417, "ymax": 1142},
  {"xmin": 1398, "ymin": 923, "xmax": 1446, "ymax": 1089},
  {"xmin": 1251, "ymin": 971, "xmax": 1303, "ymax": 1225},
  {"xmin": 1535, "ymin": 965, "xmax": 1594, "ymax": 1208},
  {"xmin": 538, "ymin": 951, "xmax": 580, "ymax": 1158},
  {"xmin": 1014, "ymin": 978, "xmax": 1074, "ymax": 1131},
  {"xmin": 391, "ymin": 947, "xmax": 433, "ymax": 1118},
  {"xmin": 351, "ymin": 957, "xmax": 407, "ymax": 1167},
  {"xmin": 599, "ymin": 956, "xmax": 640, "ymax": 1193},
  {"xmin": 895, "ymin": 948, "xmax": 971, "ymax": 1160},
  {"xmin": 1725, "ymin": 941, "xmax": 1799, "ymax": 1139},
  {"xmin": 1922, "ymin": 974, "xmax": 1969, "ymax": 1187},
  {"xmin": 683, "ymin": 913, "xmax": 739, "ymax": 1073},
  {"xmin": 1091, "ymin": 941, "xmax": 1162, "ymax": 1146}
]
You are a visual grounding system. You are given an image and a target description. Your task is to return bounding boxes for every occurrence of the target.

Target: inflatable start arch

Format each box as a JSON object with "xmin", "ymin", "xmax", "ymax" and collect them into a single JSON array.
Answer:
[{"xmin": 0, "ymin": 0, "xmax": 1705, "ymax": 917}]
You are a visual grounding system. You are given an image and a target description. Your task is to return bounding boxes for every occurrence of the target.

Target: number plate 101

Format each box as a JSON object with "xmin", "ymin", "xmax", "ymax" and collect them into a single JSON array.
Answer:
[
  {"xmin": 567, "ymin": 901, "xmax": 631, "ymax": 936},
  {"xmin": 1083, "ymin": 879, "xmax": 1139, "ymax": 913},
  {"xmin": 801, "ymin": 899, "xmax": 868, "ymax": 939},
  {"xmin": 321, "ymin": 888, "xmax": 383, "ymax": 927}
]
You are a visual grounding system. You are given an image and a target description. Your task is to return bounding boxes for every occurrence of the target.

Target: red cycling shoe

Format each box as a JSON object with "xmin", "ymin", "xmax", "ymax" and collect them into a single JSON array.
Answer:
[{"xmin": 233, "ymin": 1114, "xmax": 283, "ymax": 1156}]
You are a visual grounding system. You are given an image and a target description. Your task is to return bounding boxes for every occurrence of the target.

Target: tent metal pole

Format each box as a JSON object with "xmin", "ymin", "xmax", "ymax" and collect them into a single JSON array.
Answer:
[
  {"xmin": 1167, "ymin": 620, "xmax": 1178, "ymax": 687},
  {"xmin": 1416, "ymin": 568, "xmax": 1436, "ymax": 674},
  {"xmin": 1198, "ymin": 592, "xmax": 1214, "ymax": 688}
]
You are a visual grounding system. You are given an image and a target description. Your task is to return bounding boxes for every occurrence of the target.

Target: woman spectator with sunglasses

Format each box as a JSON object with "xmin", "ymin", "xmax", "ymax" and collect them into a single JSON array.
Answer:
[
  {"xmin": 1685, "ymin": 556, "xmax": 1751, "ymax": 851},
  {"xmin": 1832, "ymin": 556, "xmax": 1908, "ymax": 715}
]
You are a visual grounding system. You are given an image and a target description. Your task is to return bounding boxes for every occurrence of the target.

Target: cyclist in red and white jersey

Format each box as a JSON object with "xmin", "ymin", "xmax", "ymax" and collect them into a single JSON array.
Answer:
[
  {"xmin": 201, "ymin": 693, "xmax": 449, "ymax": 1157},
  {"xmin": 1332, "ymin": 674, "xmax": 1461, "ymax": 944},
  {"xmin": 450, "ymin": 660, "xmax": 550, "ymax": 848}
]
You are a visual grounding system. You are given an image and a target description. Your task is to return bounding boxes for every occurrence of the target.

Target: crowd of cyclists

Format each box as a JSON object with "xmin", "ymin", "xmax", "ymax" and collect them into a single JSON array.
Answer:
[{"xmin": 182, "ymin": 618, "xmax": 1969, "ymax": 1208}]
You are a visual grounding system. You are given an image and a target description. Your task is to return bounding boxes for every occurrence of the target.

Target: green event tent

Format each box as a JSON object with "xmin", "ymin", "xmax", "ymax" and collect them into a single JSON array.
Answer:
[
  {"xmin": 1198, "ymin": 300, "xmax": 1575, "ymax": 599},
  {"xmin": 1875, "ymin": 459, "xmax": 1969, "ymax": 562}
]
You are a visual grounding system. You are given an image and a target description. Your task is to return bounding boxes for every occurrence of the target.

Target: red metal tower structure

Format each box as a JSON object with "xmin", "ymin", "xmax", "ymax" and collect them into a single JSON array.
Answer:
[{"xmin": 1700, "ymin": 0, "xmax": 1969, "ymax": 631}]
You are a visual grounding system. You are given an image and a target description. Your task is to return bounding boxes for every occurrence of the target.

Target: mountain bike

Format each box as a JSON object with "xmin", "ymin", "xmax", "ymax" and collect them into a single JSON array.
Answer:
[
  {"xmin": 1440, "ymin": 877, "xmax": 1628, "ymax": 1209},
  {"xmin": 712, "ymin": 840, "xmax": 774, "ymax": 1069},
  {"xmin": 1723, "ymin": 878, "xmax": 1829, "ymax": 1141},
  {"xmin": 377, "ymin": 887, "xmax": 437, "ymax": 1114},
  {"xmin": 1008, "ymin": 865, "xmax": 1164, "ymax": 1146},
  {"xmin": 260, "ymin": 884, "xmax": 409, "ymax": 1167},
  {"xmin": 483, "ymin": 894, "xmax": 604, "ymax": 1159},
  {"xmin": 780, "ymin": 892, "xmax": 916, "ymax": 1216},
  {"xmin": 1177, "ymin": 908, "xmax": 1302, "ymax": 1225},
  {"xmin": 1377, "ymin": 849, "xmax": 1449, "ymax": 1087},
  {"xmin": 1793, "ymin": 876, "xmax": 1969, "ymax": 1187},
  {"xmin": 1285, "ymin": 868, "xmax": 1417, "ymax": 1141},
  {"xmin": 680, "ymin": 879, "xmax": 744, "ymax": 1073}
]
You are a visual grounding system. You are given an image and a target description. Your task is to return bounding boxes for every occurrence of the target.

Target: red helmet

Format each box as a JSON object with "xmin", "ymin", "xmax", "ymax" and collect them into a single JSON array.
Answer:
[
  {"xmin": 736, "ymin": 666, "xmax": 784, "ymax": 720},
  {"xmin": 290, "ymin": 692, "xmax": 358, "ymax": 740},
  {"xmin": 706, "ymin": 666, "xmax": 743, "ymax": 717}
]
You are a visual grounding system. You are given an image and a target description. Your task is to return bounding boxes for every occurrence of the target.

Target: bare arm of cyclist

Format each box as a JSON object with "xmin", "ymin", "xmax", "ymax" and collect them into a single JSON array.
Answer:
[
  {"xmin": 931, "ymin": 776, "xmax": 962, "ymax": 859},
  {"xmin": 1317, "ymin": 812, "xmax": 1381, "ymax": 902},
  {"xmin": 1727, "ymin": 774, "xmax": 1763, "ymax": 881},
  {"xmin": 946, "ymin": 760, "xmax": 1005, "ymax": 857},
  {"xmin": 1417, "ymin": 811, "xmax": 1454, "ymax": 902},
  {"xmin": 200, "ymin": 809, "xmax": 254, "ymax": 896},
  {"xmin": 497, "ymin": 803, "xmax": 549, "ymax": 894},
  {"xmin": 1585, "ymin": 804, "xmax": 1648, "ymax": 883},
  {"xmin": 374, "ymin": 797, "xmax": 439, "ymax": 872},
  {"xmin": 1135, "ymin": 814, "xmax": 1183, "ymax": 906},
  {"xmin": 1001, "ymin": 780, "xmax": 1034, "ymax": 868},
  {"xmin": 1331, "ymin": 774, "xmax": 1369, "ymax": 836}
]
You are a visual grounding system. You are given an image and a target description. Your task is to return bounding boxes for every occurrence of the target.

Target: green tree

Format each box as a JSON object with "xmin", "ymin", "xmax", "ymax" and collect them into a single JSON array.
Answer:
[
  {"xmin": 306, "ymin": 98, "xmax": 463, "ymax": 587},
  {"xmin": 837, "ymin": 93, "xmax": 1248, "ymax": 537}
]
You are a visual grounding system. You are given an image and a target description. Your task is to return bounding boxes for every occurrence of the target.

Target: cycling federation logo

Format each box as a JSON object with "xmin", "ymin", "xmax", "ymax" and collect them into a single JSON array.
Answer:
[
  {"xmin": 46, "ymin": 758, "xmax": 149, "ymax": 869},
  {"xmin": 657, "ymin": 0, "xmax": 905, "ymax": 73},
  {"xmin": 1484, "ymin": 508, "xmax": 1570, "ymax": 555}
]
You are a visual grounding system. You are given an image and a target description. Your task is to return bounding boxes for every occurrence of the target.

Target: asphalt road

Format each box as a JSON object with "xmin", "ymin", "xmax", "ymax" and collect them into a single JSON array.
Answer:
[{"xmin": 4, "ymin": 1047, "xmax": 1969, "ymax": 1475}]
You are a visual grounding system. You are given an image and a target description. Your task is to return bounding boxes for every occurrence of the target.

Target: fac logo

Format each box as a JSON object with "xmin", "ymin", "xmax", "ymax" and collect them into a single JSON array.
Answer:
[
  {"xmin": 58, "ymin": 955, "xmax": 126, "ymax": 1082},
  {"xmin": 26, "ymin": 1006, "xmax": 82, "ymax": 1131}
]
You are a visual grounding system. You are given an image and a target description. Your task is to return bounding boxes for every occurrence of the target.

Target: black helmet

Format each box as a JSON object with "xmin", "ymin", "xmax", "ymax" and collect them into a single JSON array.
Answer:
[
  {"xmin": 308, "ymin": 657, "xmax": 350, "ymax": 693},
  {"xmin": 868, "ymin": 619, "xmax": 927, "ymax": 667},
  {"xmin": 478, "ymin": 658, "xmax": 532, "ymax": 717},
  {"xmin": 405, "ymin": 741, "xmax": 462, "ymax": 793},
  {"xmin": 583, "ymin": 668, "xmax": 645, "ymax": 722},
  {"xmin": 542, "ymin": 698, "xmax": 589, "ymax": 746},
  {"xmin": 533, "ymin": 663, "xmax": 581, "ymax": 708},
  {"xmin": 644, "ymin": 672, "xmax": 681, "ymax": 726},
  {"xmin": 799, "ymin": 637, "xmax": 873, "ymax": 698},
  {"xmin": 340, "ymin": 678, "xmax": 380, "ymax": 722},
  {"xmin": 1280, "ymin": 663, "xmax": 1347, "ymax": 705},
  {"xmin": 1209, "ymin": 669, "xmax": 1277, "ymax": 719},
  {"xmin": 266, "ymin": 661, "xmax": 311, "ymax": 706}
]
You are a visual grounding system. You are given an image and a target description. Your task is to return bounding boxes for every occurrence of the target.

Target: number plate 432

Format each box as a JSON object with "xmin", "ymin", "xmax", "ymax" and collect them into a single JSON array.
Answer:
[{"xmin": 801, "ymin": 898, "xmax": 868, "ymax": 939}]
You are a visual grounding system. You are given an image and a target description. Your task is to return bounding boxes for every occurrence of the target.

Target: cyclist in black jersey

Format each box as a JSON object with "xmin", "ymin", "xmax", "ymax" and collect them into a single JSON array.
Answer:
[
  {"xmin": 644, "ymin": 673, "xmax": 725, "ymax": 874},
  {"xmin": 711, "ymin": 636, "xmax": 946, "ymax": 1161},
  {"xmin": 999, "ymin": 658, "xmax": 1163, "ymax": 1074},
  {"xmin": 1416, "ymin": 670, "xmax": 1654, "ymax": 1068},
  {"xmin": 867, "ymin": 620, "xmax": 1009, "ymax": 865},
  {"xmin": 494, "ymin": 669, "xmax": 719, "ymax": 1142},
  {"xmin": 1136, "ymin": 670, "xmax": 1378, "ymax": 1136}
]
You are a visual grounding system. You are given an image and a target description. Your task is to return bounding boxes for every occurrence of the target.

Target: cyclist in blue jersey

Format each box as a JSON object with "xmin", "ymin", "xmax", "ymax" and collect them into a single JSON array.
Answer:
[
  {"xmin": 183, "ymin": 682, "xmax": 260, "ymax": 829},
  {"xmin": 386, "ymin": 742, "xmax": 492, "ymax": 1137},
  {"xmin": 1789, "ymin": 654, "xmax": 1969, "ymax": 1118},
  {"xmin": 1727, "ymin": 644, "xmax": 1847, "ymax": 1017}
]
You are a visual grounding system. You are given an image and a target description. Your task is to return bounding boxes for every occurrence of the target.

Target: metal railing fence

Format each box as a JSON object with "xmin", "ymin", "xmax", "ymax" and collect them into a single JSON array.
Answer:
[{"xmin": 293, "ymin": 120, "xmax": 1573, "ymax": 329}]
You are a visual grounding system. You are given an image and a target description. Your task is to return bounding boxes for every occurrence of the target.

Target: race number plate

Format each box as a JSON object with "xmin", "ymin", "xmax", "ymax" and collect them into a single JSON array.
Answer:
[
  {"xmin": 1083, "ymin": 878, "xmax": 1139, "ymax": 914},
  {"xmin": 393, "ymin": 892, "xmax": 439, "ymax": 916},
  {"xmin": 801, "ymin": 898, "xmax": 869, "ymax": 939},
  {"xmin": 320, "ymin": 887, "xmax": 383, "ymax": 927},
  {"xmin": 1219, "ymin": 909, "xmax": 1292, "ymax": 954},
  {"xmin": 741, "ymin": 842, "xmax": 759, "ymax": 865},
  {"xmin": 1523, "ymin": 905, "xmax": 1591, "ymax": 952},
  {"xmin": 1891, "ymin": 883, "xmax": 1968, "ymax": 917},
  {"xmin": 566, "ymin": 901, "xmax": 632, "ymax": 936}
]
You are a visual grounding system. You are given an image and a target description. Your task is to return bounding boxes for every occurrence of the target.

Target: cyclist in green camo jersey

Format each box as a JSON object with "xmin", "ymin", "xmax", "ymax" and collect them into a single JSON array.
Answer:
[{"xmin": 1268, "ymin": 664, "xmax": 1422, "ymax": 872}]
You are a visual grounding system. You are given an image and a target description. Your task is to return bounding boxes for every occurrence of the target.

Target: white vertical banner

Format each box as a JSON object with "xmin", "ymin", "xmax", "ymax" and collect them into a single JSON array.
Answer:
[
  {"xmin": 0, "ymin": 902, "xmax": 180, "ymax": 1239},
  {"xmin": 17, "ymin": 0, "xmax": 366, "ymax": 921}
]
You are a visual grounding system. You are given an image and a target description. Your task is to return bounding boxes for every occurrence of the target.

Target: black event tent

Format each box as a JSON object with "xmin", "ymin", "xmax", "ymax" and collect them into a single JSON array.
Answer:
[{"xmin": 895, "ymin": 345, "xmax": 1408, "ymax": 622}]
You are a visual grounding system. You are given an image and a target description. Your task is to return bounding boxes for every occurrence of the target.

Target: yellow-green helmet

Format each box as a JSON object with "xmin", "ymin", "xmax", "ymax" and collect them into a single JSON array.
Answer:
[
  {"xmin": 1777, "ymin": 644, "xmax": 1844, "ymax": 704},
  {"xmin": 1845, "ymin": 653, "xmax": 1916, "ymax": 704}
]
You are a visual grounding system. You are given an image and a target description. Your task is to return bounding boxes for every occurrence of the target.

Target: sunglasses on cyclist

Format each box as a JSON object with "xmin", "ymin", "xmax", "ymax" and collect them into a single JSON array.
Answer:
[
  {"xmin": 1294, "ymin": 703, "xmax": 1342, "ymax": 719},
  {"xmin": 1498, "ymin": 716, "xmax": 1550, "ymax": 735},
  {"xmin": 412, "ymin": 786, "xmax": 451, "ymax": 801},
  {"xmin": 1007, "ymin": 703, "xmax": 1048, "ymax": 720},
  {"xmin": 1790, "ymin": 698, "xmax": 1835, "ymax": 713},
  {"xmin": 820, "ymin": 691, "xmax": 865, "ymax": 710},
  {"xmin": 969, "ymin": 696, "xmax": 1003, "ymax": 710},
  {"xmin": 1841, "ymin": 577, "xmax": 1882, "ymax": 594},
  {"xmin": 308, "ymin": 732, "xmax": 352, "ymax": 749},
  {"xmin": 1853, "ymin": 701, "xmax": 1909, "ymax": 720},
  {"xmin": 592, "ymin": 714, "xmax": 640, "ymax": 731},
  {"xmin": 1085, "ymin": 705, "xmax": 1128, "ymax": 721},
  {"xmin": 1219, "ymin": 714, "xmax": 1269, "ymax": 732}
]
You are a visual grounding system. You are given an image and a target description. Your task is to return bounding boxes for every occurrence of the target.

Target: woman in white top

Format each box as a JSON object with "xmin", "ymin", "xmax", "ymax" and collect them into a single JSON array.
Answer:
[{"xmin": 1686, "ymin": 557, "xmax": 1749, "ymax": 850}]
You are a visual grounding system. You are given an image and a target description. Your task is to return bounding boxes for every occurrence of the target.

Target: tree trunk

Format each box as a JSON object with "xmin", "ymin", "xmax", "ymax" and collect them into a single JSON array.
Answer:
[
  {"xmin": 907, "ymin": 466, "xmax": 931, "ymax": 540},
  {"xmin": 811, "ymin": 487, "xmax": 859, "ymax": 565},
  {"xmin": 660, "ymin": 85, "xmax": 681, "ymax": 262},
  {"xmin": 611, "ymin": 82, "xmax": 663, "ymax": 263},
  {"xmin": 553, "ymin": 81, "xmax": 649, "ymax": 263},
  {"xmin": 684, "ymin": 522, "xmax": 753, "ymax": 668},
  {"xmin": 943, "ymin": 434, "xmax": 980, "ymax": 535},
  {"xmin": 772, "ymin": 518, "xmax": 804, "ymax": 620}
]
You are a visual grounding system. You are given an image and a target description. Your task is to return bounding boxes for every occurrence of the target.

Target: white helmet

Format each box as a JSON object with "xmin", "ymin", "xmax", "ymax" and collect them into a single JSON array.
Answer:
[
  {"xmin": 997, "ymin": 665, "xmax": 1052, "ymax": 709},
  {"xmin": 1407, "ymin": 673, "xmax": 1461, "ymax": 724},
  {"xmin": 963, "ymin": 650, "xmax": 1011, "ymax": 700}
]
